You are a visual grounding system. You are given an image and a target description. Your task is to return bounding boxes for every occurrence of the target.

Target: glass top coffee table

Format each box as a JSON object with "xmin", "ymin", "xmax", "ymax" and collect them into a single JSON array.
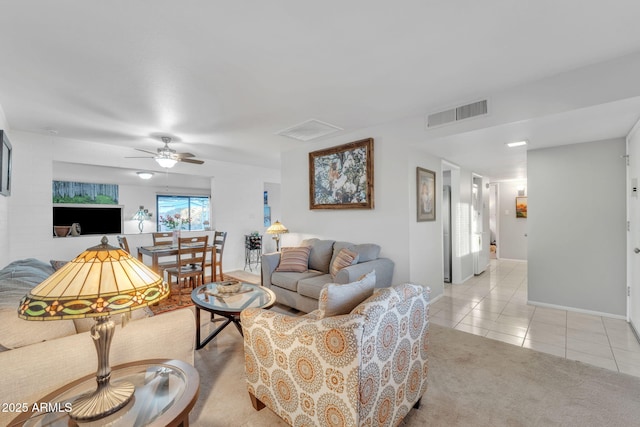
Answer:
[
  {"xmin": 191, "ymin": 282, "xmax": 276, "ymax": 349},
  {"xmin": 10, "ymin": 359, "xmax": 199, "ymax": 427}
]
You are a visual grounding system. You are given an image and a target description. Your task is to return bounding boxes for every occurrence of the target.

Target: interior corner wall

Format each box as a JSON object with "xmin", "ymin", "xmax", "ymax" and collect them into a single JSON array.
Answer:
[
  {"xmin": 528, "ymin": 139, "xmax": 627, "ymax": 316},
  {"xmin": 497, "ymin": 180, "xmax": 528, "ymax": 260}
]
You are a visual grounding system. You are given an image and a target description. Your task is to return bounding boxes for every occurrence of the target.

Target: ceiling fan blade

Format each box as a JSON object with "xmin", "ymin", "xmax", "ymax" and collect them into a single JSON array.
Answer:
[
  {"xmin": 175, "ymin": 152, "xmax": 195, "ymax": 158},
  {"xmin": 179, "ymin": 158, "xmax": 204, "ymax": 164},
  {"xmin": 135, "ymin": 148, "xmax": 158, "ymax": 155},
  {"xmin": 125, "ymin": 156, "xmax": 154, "ymax": 159}
]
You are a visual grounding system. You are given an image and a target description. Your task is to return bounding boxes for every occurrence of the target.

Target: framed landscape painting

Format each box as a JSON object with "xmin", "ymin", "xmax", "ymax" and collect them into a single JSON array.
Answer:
[
  {"xmin": 416, "ymin": 167, "xmax": 435, "ymax": 221},
  {"xmin": 516, "ymin": 196, "xmax": 528, "ymax": 218},
  {"xmin": 309, "ymin": 138, "xmax": 374, "ymax": 210}
]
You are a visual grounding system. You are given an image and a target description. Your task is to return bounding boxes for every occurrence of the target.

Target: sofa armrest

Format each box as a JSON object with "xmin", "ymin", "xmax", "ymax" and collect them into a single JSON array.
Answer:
[
  {"xmin": 333, "ymin": 257, "xmax": 395, "ymax": 287},
  {"xmin": 261, "ymin": 252, "xmax": 281, "ymax": 288}
]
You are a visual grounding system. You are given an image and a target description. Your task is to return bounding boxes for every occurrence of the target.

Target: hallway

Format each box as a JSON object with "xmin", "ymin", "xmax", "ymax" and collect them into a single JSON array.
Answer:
[{"xmin": 429, "ymin": 259, "xmax": 640, "ymax": 377}]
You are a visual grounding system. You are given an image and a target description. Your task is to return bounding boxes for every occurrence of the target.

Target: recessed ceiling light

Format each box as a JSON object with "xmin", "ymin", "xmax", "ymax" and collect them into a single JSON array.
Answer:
[
  {"xmin": 136, "ymin": 171, "xmax": 154, "ymax": 179},
  {"xmin": 506, "ymin": 140, "xmax": 527, "ymax": 148}
]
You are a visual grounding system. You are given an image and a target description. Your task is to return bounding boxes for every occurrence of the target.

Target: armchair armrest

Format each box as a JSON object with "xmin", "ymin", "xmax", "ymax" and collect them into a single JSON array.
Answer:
[
  {"xmin": 334, "ymin": 257, "xmax": 395, "ymax": 287},
  {"xmin": 260, "ymin": 252, "xmax": 281, "ymax": 288}
]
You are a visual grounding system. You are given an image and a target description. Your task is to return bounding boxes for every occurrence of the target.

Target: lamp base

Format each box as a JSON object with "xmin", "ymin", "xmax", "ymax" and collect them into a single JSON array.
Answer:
[{"xmin": 70, "ymin": 380, "xmax": 135, "ymax": 421}]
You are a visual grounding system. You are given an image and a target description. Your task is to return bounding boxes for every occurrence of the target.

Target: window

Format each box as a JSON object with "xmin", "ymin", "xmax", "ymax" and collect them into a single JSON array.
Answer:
[{"xmin": 156, "ymin": 195, "xmax": 210, "ymax": 231}]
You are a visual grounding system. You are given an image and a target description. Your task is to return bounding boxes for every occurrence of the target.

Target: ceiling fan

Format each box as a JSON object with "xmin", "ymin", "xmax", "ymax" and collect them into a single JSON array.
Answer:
[{"xmin": 127, "ymin": 136, "xmax": 205, "ymax": 168}]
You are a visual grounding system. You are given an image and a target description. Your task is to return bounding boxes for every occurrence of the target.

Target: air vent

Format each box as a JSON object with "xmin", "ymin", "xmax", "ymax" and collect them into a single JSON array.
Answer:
[
  {"xmin": 427, "ymin": 99, "xmax": 488, "ymax": 128},
  {"xmin": 276, "ymin": 119, "xmax": 343, "ymax": 142}
]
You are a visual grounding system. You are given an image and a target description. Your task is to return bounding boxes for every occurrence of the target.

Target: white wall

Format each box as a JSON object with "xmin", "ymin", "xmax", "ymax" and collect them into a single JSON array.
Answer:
[
  {"xmin": 497, "ymin": 180, "xmax": 528, "ymax": 260},
  {"xmin": 5, "ymin": 130, "xmax": 280, "ymax": 270},
  {"xmin": 528, "ymin": 139, "xmax": 627, "ymax": 316},
  {"xmin": 280, "ymin": 115, "xmax": 444, "ymax": 297}
]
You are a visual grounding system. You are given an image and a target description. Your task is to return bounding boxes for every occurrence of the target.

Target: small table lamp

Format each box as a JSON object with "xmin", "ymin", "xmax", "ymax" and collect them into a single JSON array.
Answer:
[
  {"xmin": 133, "ymin": 205, "xmax": 152, "ymax": 233},
  {"xmin": 266, "ymin": 220, "xmax": 288, "ymax": 252},
  {"xmin": 18, "ymin": 236, "xmax": 168, "ymax": 421}
]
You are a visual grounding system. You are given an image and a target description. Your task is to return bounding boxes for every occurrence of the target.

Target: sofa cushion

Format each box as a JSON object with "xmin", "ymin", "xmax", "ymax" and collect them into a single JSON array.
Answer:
[
  {"xmin": 297, "ymin": 273, "xmax": 333, "ymax": 300},
  {"xmin": 276, "ymin": 246, "xmax": 311, "ymax": 273},
  {"xmin": 317, "ymin": 270, "xmax": 376, "ymax": 318},
  {"xmin": 330, "ymin": 248, "xmax": 359, "ymax": 278},
  {"xmin": 272, "ymin": 270, "xmax": 324, "ymax": 292},
  {"xmin": 353, "ymin": 243, "xmax": 381, "ymax": 262},
  {"xmin": 0, "ymin": 276, "xmax": 77, "ymax": 350},
  {"xmin": 302, "ymin": 238, "xmax": 335, "ymax": 273}
]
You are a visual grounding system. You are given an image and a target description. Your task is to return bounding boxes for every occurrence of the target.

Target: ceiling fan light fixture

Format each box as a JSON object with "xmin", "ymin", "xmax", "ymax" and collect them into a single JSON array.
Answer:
[
  {"xmin": 155, "ymin": 157, "xmax": 177, "ymax": 168},
  {"xmin": 136, "ymin": 171, "xmax": 154, "ymax": 179}
]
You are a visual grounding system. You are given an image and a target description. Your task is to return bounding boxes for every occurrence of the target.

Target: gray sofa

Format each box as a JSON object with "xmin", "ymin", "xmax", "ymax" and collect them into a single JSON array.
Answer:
[{"xmin": 261, "ymin": 238, "xmax": 394, "ymax": 313}]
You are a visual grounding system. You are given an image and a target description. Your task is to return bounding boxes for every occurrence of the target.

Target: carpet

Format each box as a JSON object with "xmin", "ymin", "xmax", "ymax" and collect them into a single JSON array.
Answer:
[
  {"xmin": 150, "ymin": 273, "xmax": 260, "ymax": 315},
  {"xmin": 188, "ymin": 322, "xmax": 640, "ymax": 427}
]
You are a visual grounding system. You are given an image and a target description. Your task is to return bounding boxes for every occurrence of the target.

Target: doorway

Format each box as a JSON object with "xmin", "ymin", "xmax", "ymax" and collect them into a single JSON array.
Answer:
[{"xmin": 443, "ymin": 171, "xmax": 452, "ymax": 283}]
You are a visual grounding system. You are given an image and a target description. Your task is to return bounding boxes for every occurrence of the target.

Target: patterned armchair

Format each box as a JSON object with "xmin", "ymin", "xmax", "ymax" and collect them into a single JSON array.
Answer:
[{"xmin": 240, "ymin": 283, "xmax": 429, "ymax": 427}]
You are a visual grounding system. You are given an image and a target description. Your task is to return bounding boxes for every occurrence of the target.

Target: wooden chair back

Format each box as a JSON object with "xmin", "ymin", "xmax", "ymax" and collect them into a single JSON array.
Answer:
[
  {"xmin": 177, "ymin": 235, "xmax": 209, "ymax": 271},
  {"xmin": 152, "ymin": 232, "xmax": 174, "ymax": 246},
  {"xmin": 208, "ymin": 231, "xmax": 227, "ymax": 281},
  {"xmin": 117, "ymin": 236, "xmax": 130, "ymax": 253}
]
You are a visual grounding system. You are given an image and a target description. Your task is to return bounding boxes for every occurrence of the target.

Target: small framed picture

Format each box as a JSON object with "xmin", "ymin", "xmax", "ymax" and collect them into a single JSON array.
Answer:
[
  {"xmin": 0, "ymin": 130, "xmax": 12, "ymax": 197},
  {"xmin": 417, "ymin": 167, "xmax": 435, "ymax": 221},
  {"xmin": 516, "ymin": 197, "xmax": 528, "ymax": 218}
]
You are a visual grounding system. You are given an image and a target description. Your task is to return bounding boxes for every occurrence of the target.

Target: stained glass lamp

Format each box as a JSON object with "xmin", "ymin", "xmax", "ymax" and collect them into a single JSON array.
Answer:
[
  {"xmin": 17, "ymin": 236, "xmax": 169, "ymax": 421},
  {"xmin": 266, "ymin": 220, "xmax": 289, "ymax": 252}
]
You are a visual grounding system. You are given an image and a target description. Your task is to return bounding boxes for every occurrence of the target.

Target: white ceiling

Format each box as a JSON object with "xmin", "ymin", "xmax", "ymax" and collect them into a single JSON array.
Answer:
[{"xmin": 1, "ymin": 1, "xmax": 640, "ymax": 180}]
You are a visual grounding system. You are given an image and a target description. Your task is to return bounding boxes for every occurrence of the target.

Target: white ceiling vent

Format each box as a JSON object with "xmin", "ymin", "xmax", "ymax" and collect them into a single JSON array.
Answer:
[
  {"xmin": 276, "ymin": 119, "xmax": 343, "ymax": 141},
  {"xmin": 427, "ymin": 99, "xmax": 488, "ymax": 128}
]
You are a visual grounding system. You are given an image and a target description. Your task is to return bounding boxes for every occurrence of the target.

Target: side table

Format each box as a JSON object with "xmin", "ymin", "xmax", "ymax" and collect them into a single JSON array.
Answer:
[{"xmin": 10, "ymin": 359, "xmax": 199, "ymax": 427}]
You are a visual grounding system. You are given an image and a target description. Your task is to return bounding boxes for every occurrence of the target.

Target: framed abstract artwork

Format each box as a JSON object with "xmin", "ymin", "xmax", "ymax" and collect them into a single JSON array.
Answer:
[
  {"xmin": 309, "ymin": 138, "xmax": 374, "ymax": 210},
  {"xmin": 416, "ymin": 167, "xmax": 436, "ymax": 221}
]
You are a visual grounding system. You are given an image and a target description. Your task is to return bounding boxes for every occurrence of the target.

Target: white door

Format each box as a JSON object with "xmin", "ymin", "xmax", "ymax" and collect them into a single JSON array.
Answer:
[{"xmin": 628, "ymin": 128, "xmax": 640, "ymax": 333}]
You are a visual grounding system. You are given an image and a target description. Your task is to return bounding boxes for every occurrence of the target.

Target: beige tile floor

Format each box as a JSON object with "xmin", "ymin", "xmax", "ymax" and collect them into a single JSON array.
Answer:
[{"xmin": 430, "ymin": 259, "xmax": 640, "ymax": 377}]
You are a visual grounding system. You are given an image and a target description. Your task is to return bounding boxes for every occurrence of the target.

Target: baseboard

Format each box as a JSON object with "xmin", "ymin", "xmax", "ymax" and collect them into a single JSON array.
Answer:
[
  {"xmin": 496, "ymin": 258, "xmax": 527, "ymax": 263},
  {"xmin": 527, "ymin": 300, "xmax": 627, "ymax": 320}
]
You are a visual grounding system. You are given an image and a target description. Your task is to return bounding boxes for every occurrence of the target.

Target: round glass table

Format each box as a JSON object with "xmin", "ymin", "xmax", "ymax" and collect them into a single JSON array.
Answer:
[
  {"xmin": 191, "ymin": 282, "xmax": 276, "ymax": 349},
  {"xmin": 10, "ymin": 359, "xmax": 199, "ymax": 427}
]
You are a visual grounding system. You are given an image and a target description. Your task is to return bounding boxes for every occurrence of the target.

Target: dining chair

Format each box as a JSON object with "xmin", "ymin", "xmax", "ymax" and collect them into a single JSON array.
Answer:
[
  {"xmin": 152, "ymin": 232, "xmax": 174, "ymax": 246},
  {"xmin": 165, "ymin": 235, "xmax": 209, "ymax": 303},
  {"xmin": 151, "ymin": 231, "xmax": 178, "ymax": 275},
  {"xmin": 116, "ymin": 236, "xmax": 130, "ymax": 253},
  {"xmin": 205, "ymin": 231, "xmax": 227, "ymax": 282}
]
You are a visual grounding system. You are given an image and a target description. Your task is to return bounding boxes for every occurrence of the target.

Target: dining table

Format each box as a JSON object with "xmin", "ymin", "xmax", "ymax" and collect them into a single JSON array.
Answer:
[{"xmin": 137, "ymin": 242, "xmax": 205, "ymax": 274}]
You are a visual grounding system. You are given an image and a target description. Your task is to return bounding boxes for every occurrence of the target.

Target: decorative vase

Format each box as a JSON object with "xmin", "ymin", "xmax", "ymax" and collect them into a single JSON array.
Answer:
[{"xmin": 54, "ymin": 225, "xmax": 71, "ymax": 237}]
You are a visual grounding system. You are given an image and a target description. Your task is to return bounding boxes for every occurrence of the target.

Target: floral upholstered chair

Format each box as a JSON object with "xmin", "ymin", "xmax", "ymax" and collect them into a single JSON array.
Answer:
[{"xmin": 240, "ymin": 282, "xmax": 429, "ymax": 427}]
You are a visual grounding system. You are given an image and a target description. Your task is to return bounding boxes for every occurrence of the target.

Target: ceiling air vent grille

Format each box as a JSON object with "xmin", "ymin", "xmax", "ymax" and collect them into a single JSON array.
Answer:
[
  {"xmin": 427, "ymin": 99, "xmax": 488, "ymax": 128},
  {"xmin": 276, "ymin": 119, "xmax": 343, "ymax": 142}
]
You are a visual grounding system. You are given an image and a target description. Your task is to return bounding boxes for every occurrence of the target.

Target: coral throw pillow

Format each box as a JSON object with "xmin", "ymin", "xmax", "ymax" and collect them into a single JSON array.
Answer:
[
  {"xmin": 275, "ymin": 246, "xmax": 311, "ymax": 273},
  {"xmin": 330, "ymin": 248, "xmax": 359, "ymax": 278}
]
